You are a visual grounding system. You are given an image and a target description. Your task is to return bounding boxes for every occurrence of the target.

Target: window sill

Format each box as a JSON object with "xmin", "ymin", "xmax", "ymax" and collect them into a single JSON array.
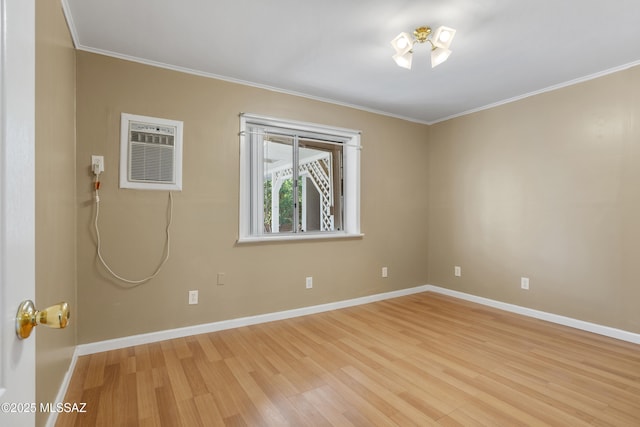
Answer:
[{"xmin": 237, "ymin": 232, "xmax": 364, "ymax": 244}]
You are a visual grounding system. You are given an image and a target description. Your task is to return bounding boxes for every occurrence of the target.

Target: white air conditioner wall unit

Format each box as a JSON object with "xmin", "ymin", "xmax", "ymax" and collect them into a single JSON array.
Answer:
[{"xmin": 120, "ymin": 113, "xmax": 183, "ymax": 191}]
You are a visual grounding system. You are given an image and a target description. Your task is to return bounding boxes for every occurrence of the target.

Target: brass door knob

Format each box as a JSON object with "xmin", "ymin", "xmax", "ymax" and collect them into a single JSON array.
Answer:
[{"xmin": 15, "ymin": 300, "xmax": 70, "ymax": 339}]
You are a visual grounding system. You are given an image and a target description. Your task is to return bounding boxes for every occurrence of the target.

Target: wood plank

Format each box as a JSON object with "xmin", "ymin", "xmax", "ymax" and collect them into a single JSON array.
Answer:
[
  {"xmin": 194, "ymin": 358, "xmax": 243, "ymax": 419},
  {"xmin": 249, "ymin": 369, "xmax": 310, "ymax": 426},
  {"xmin": 193, "ymin": 393, "xmax": 225, "ymax": 426},
  {"xmin": 224, "ymin": 356, "xmax": 290, "ymax": 426},
  {"xmin": 302, "ymin": 385, "xmax": 356, "ymax": 427},
  {"xmin": 81, "ymin": 351, "xmax": 106, "ymax": 389},
  {"xmin": 194, "ymin": 333, "xmax": 223, "ymax": 362},
  {"xmin": 135, "ymin": 368, "xmax": 160, "ymax": 424},
  {"xmin": 159, "ymin": 340, "xmax": 194, "ymax": 402},
  {"xmin": 155, "ymin": 382, "xmax": 180, "ymax": 427}
]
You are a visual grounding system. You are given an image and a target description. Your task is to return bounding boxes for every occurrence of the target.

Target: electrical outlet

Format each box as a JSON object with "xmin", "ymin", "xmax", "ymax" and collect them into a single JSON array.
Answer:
[
  {"xmin": 382, "ymin": 267, "xmax": 388, "ymax": 278},
  {"xmin": 454, "ymin": 266, "xmax": 461, "ymax": 277},
  {"xmin": 305, "ymin": 276, "xmax": 313, "ymax": 289},
  {"xmin": 217, "ymin": 272, "xmax": 225, "ymax": 286},
  {"xmin": 521, "ymin": 277, "xmax": 530, "ymax": 290},
  {"xmin": 188, "ymin": 290, "xmax": 199, "ymax": 304},
  {"xmin": 91, "ymin": 155, "xmax": 104, "ymax": 175}
]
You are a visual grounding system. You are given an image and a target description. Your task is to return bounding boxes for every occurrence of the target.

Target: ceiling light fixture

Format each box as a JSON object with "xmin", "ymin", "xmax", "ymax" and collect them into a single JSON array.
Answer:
[{"xmin": 391, "ymin": 25, "xmax": 456, "ymax": 69}]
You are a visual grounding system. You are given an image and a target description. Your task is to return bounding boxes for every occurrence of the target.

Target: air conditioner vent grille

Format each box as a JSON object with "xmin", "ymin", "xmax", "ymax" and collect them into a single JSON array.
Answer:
[{"xmin": 130, "ymin": 143, "xmax": 175, "ymax": 183}]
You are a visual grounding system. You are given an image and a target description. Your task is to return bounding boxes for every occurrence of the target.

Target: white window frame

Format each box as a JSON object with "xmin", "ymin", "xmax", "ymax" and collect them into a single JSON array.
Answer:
[{"xmin": 238, "ymin": 113, "xmax": 362, "ymax": 243}]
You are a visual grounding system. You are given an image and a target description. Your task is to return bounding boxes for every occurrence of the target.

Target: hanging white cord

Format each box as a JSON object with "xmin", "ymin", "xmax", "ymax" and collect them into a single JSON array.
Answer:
[{"xmin": 94, "ymin": 178, "xmax": 173, "ymax": 286}]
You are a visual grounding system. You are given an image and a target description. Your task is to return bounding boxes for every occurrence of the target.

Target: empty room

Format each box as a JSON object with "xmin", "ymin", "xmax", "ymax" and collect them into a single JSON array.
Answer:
[{"xmin": 2, "ymin": 0, "xmax": 639, "ymax": 426}]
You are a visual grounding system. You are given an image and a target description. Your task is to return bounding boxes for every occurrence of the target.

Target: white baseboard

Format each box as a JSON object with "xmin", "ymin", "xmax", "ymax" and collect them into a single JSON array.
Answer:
[
  {"xmin": 44, "ymin": 346, "xmax": 81, "ymax": 427},
  {"xmin": 425, "ymin": 285, "xmax": 640, "ymax": 344},
  {"xmin": 76, "ymin": 285, "xmax": 430, "ymax": 356},
  {"xmin": 76, "ymin": 283, "xmax": 640, "ymax": 356}
]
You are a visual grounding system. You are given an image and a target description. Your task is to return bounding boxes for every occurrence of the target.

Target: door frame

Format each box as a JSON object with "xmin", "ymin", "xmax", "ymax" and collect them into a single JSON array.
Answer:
[{"xmin": 0, "ymin": 0, "xmax": 37, "ymax": 425}]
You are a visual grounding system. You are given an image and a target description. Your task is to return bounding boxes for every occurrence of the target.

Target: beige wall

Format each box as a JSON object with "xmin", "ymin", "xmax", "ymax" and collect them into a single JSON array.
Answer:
[
  {"xmin": 75, "ymin": 52, "xmax": 430, "ymax": 343},
  {"xmin": 428, "ymin": 66, "xmax": 640, "ymax": 333},
  {"xmin": 35, "ymin": 0, "xmax": 77, "ymax": 425}
]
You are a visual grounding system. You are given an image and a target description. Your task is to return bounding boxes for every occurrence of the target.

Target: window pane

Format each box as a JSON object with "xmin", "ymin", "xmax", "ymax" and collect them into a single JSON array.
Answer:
[
  {"xmin": 277, "ymin": 178, "xmax": 300, "ymax": 232},
  {"xmin": 263, "ymin": 136, "xmax": 294, "ymax": 233},
  {"xmin": 298, "ymin": 139, "xmax": 342, "ymax": 232}
]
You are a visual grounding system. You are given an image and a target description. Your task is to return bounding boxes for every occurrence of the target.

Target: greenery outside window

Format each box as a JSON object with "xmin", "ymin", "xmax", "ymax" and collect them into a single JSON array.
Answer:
[{"xmin": 239, "ymin": 114, "xmax": 361, "ymax": 242}]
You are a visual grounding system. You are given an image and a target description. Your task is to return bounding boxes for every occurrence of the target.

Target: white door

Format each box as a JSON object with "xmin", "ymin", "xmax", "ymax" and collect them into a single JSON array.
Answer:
[{"xmin": 0, "ymin": 0, "xmax": 36, "ymax": 426}]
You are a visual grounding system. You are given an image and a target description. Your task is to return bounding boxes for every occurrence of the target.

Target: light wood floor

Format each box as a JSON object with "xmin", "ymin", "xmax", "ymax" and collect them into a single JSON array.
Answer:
[{"xmin": 56, "ymin": 292, "xmax": 640, "ymax": 426}]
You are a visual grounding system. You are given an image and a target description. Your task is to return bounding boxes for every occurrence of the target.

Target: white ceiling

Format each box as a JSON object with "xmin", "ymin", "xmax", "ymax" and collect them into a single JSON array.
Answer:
[{"xmin": 63, "ymin": 0, "xmax": 640, "ymax": 124}]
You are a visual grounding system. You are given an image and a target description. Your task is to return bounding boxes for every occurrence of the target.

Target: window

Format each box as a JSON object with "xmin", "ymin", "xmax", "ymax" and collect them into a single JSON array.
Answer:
[{"xmin": 239, "ymin": 114, "xmax": 361, "ymax": 242}]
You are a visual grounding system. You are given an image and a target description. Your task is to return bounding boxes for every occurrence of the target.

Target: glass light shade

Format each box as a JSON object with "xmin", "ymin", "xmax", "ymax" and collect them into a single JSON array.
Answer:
[
  {"xmin": 390, "ymin": 32, "xmax": 413, "ymax": 54},
  {"xmin": 430, "ymin": 47, "xmax": 451, "ymax": 68},
  {"xmin": 393, "ymin": 51, "xmax": 413, "ymax": 69},
  {"xmin": 432, "ymin": 26, "xmax": 456, "ymax": 49}
]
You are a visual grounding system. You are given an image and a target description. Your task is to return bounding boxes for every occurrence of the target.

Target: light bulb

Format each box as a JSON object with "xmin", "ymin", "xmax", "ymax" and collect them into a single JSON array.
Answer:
[
  {"xmin": 432, "ymin": 26, "xmax": 456, "ymax": 49},
  {"xmin": 431, "ymin": 48, "xmax": 451, "ymax": 68},
  {"xmin": 391, "ymin": 32, "xmax": 413, "ymax": 54},
  {"xmin": 393, "ymin": 51, "xmax": 413, "ymax": 69}
]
